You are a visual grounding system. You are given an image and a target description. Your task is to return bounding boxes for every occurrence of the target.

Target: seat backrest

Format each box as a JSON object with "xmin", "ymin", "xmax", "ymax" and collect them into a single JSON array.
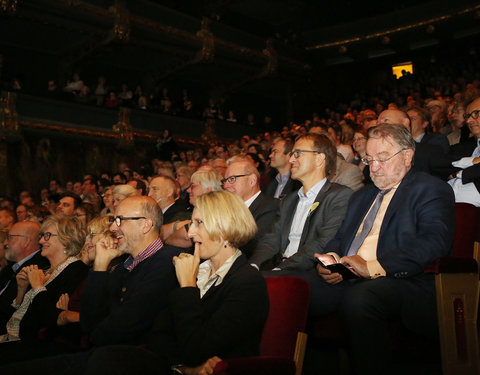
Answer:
[
  {"xmin": 260, "ymin": 276, "xmax": 310, "ymax": 359},
  {"xmin": 453, "ymin": 203, "xmax": 480, "ymax": 258}
]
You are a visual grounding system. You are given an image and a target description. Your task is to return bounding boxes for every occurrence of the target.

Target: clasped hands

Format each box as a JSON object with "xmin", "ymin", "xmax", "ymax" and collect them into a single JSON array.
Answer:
[
  {"xmin": 315, "ymin": 253, "xmax": 370, "ymax": 284},
  {"xmin": 93, "ymin": 234, "xmax": 121, "ymax": 271},
  {"xmin": 16, "ymin": 265, "xmax": 50, "ymax": 290},
  {"xmin": 172, "ymin": 244, "xmax": 200, "ymax": 288}
]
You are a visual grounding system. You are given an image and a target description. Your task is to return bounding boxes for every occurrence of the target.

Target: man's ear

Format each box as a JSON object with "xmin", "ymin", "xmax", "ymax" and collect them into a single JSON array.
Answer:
[
  {"xmin": 143, "ymin": 218, "xmax": 154, "ymax": 234},
  {"xmin": 315, "ymin": 152, "xmax": 326, "ymax": 168},
  {"xmin": 404, "ymin": 149, "xmax": 414, "ymax": 165}
]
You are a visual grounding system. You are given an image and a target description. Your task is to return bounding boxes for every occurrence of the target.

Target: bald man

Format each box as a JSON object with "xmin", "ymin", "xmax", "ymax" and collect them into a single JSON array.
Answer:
[
  {"xmin": 376, "ymin": 109, "xmax": 451, "ymax": 180},
  {"xmin": 0, "ymin": 221, "xmax": 49, "ymax": 332},
  {"xmin": 148, "ymin": 176, "xmax": 190, "ymax": 224}
]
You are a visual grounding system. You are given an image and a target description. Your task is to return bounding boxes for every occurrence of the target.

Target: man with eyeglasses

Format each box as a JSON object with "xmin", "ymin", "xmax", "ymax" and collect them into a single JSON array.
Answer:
[
  {"xmin": 310, "ymin": 124, "xmax": 454, "ymax": 374},
  {"xmin": 80, "ymin": 195, "xmax": 180, "ymax": 346},
  {"xmin": 0, "ymin": 221, "xmax": 48, "ymax": 332},
  {"xmin": 376, "ymin": 108, "xmax": 451, "ymax": 180},
  {"xmin": 447, "ymin": 96, "xmax": 480, "ymax": 207},
  {"xmin": 223, "ymin": 158, "xmax": 279, "ymax": 258},
  {"xmin": 249, "ymin": 133, "xmax": 352, "ymax": 272}
]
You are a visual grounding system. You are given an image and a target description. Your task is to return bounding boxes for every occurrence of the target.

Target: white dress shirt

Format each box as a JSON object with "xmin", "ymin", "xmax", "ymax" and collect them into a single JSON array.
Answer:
[{"xmin": 448, "ymin": 139, "xmax": 480, "ymax": 207}]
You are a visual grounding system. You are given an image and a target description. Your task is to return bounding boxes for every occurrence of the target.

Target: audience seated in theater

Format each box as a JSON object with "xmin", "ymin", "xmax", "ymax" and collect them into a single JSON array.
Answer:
[
  {"xmin": 112, "ymin": 172, "xmax": 127, "ymax": 185},
  {"xmin": 1, "ymin": 191, "xmax": 268, "ymax": 375},
  {"xmin": 0, "ymin": 215, "xmax": 88, "ymax": 363},
  {"xmin": 53, "ymin": 216, "xmax": 117, "ymax": 343},
  {"xmin": 448, "ymin": 96, "xmax": 480, "ymax": 207},
  {"xmin": 265, "ymin": 137, "xmax": 301, "ymax": 199},
  {"xmin": 425, "ymin": 99, "xmax": 450, "ymax": 135},
  {"xmin": 79, "ymin": 196, "xmax": 180, "ymax": 347},
  {"xmin": 304, "ymin": 124, "xmax": 454, "ymax": 375},
  {"xmin": 250, "ymin": 133, "xmax": 352, "ymax": 272},
  {"xmin": 0, "ymin": 222, "xmax": 49, "ymax": 333},
  {"xmin": 223, "ymin": 157, "xmax": 279, "ymax": 258}
]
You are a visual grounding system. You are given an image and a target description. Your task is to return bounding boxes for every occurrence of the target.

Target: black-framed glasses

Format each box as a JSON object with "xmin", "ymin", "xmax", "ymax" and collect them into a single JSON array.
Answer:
[
  {"xmin": 289, "ymin": 149, "xmax": 321, "ymax": 159},
  {"xmin": 110, "ymin": 216, "xmax": 146, "ymax": 226},
  {"xmin": 463, "ymin": 109, "xmax": 480, "ymax": 121},
  {"xmin": 361, "ymin": 149, "xmax": 405, "ymax": 166},
  {"xmin": 221, "ymin": 174, "xmax": 251, "ymax": 184},
  {"xmin": 39, "ymin": 232, "xmax": 58, "ymax": 241},
  {"xmin": 7, "ymin": 234, "xmax": 26, "ymax": 240}
]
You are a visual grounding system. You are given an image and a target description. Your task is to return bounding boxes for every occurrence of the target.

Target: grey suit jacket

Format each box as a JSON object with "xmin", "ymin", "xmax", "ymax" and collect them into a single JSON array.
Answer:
[{"xmin": 249, "ymin": 181, "xmax": 353, "ymax": 271}]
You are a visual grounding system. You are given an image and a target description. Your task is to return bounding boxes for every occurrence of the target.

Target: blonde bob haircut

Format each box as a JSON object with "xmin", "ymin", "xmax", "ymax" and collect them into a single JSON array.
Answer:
[
  {"xmin": 41, "ymin": 214, "xmax": 86, "ymax": 256},
  {"xmin": 87, "ymin": 215, "xmax": 112, "ymax": 237},
  {"xmin": 194, "ymin": 190, "xmax": 257, "ymax": 249}
]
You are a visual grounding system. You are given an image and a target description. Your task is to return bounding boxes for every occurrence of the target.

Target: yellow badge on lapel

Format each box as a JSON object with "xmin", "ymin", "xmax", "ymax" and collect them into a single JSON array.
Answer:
[{"xmin": 310, "ymin": 202, "xmax": 319, "ymax": 213}]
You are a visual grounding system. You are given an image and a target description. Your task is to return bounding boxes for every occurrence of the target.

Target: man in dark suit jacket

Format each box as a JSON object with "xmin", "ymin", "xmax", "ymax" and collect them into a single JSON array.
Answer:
[
  {"xmin": 377, "ymin": 108, "xmax": 452, "ymax": 179},
  {"xmin": 407, "ymin": 106, "xmax": 450, "ymax": 154},
  {"xmin": 447, "ymin": 96, "xmax": 480, "ymax": 205},
  {"xmin": 265, "ymin": 137, "xmax": 301, "ymax": 199},
  {"xmin": 148, "ymin": 176, "xmax": 190, "ymax": 224},
  {"xmin": 80, "ymin": 196, "xmax": 180, "ymax": 346},
  {"xmin": 0, "ymin": 221, "xmax": 48, "ymax": 332},
  {"xmin": 223, "ymin": 160, "xmax": 279, "ymax": 258},
  {"xmin": 250, "ymin": 133, "xmax": 352, "ymax": 272},
  {"xmin": 309, "ymin": 124, "xmax": 455, "ymax": 374}
]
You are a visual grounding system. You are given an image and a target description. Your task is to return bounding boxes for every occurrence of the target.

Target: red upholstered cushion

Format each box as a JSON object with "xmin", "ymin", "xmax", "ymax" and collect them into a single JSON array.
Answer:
[
  {"xmin": 260, "ymin": 276, "xmax": 310, "ymax": 358},
  {"xmin": 213, "ymin": 356, "xmax": 296, "ymax": 375},
  {"xmin": 453, "ymin": 203, "xmax": 480, "ymax": 258}
]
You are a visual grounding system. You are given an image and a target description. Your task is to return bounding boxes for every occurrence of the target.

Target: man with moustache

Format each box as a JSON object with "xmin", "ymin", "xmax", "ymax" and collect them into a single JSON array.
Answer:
[{"xmin": 80, "ymin": 195, "xmax": 180, "ymax": 346}]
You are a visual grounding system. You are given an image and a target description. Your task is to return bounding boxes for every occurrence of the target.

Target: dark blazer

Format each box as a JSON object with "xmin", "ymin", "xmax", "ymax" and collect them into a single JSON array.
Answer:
[
  {"xmin": 0, "ymin": 251, "xmax": 49, "ymax": 333},
  {"xmin": 80, "ymin": 243, "xmax": 180, "ymax": 346},
  {"xmin": 242, "ymin": 192, "xmax": 279, "ymax": 258},
  {"xmin": 147, "ymin": 255, "xmax": 269, "ymax": 367},
  {"xmin": 250, "ymin": 181, "xmax": 353, "ymax": 271},
  {"xmin": 264, "ymin": 174, "xmax": 302, "ymax": 199},
  {"xmin": 19, "ymin": 260, "xmax": 88, "ymax": 341},
  {"xmin": 163, "ymin": 199, "xmax": 191, "ymax": 224},
  {"xmin": 449, "ymin": 138, "xmax": 480, "ymax": 193},
  {"xmin": 326, "ymin": 169, "xmax": 455, "ymax": 278},
  {"xmin": 420, "ymin": 133, "xmax": 450, "ymax": 154}
]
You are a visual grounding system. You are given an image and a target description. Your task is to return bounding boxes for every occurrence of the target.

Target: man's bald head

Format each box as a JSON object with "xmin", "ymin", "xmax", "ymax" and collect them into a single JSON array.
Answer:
[
  {"xmin": 5, "ymin": 221, "xmax": 41, "ymax": 262},
  {"xmin": 377, "ymin": 109, "xmax": 411, "ymax": 130},
  {"xmin": 148, "ymin": 176, "xmax": 177, "ymax": 210}
]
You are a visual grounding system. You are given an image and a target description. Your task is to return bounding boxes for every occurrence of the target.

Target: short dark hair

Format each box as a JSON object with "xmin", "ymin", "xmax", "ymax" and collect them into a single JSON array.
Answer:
[
  {"xmin": 58, "ymin": 192, "xmax": 82, "ymax": 209},
  {"xmin": 295, "ymin": 133, "xmax": 337, "ymax": 177},
  {"xmin": 131, "ymin": 179, "xmax": 147, "ymax": 195}
]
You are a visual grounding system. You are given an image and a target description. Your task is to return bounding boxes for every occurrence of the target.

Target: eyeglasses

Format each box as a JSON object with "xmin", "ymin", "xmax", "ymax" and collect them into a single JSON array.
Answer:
[
  {"xmin": 463, "ymin": 109, "xmax": 480, "ymax": 121},
  {"xmin": 7, "ymin": 234, "xmax": 26, "ymax": 240},
  {"xmin": 361, "ymin": 149, "xmax": 405, "ymax": 166},
  {"xmin": 110, "ymin": 216, "xmax": 146, "ymax": 226},
  {"xmin": 221, "ymin": 174, "xmax": 251, "ymax": 184},
  {"xmin": 39, "ymin": 232, "xmax": 58, "ymax": 241},
  {"xmin": 289, "ymin": 149, "xmax": 321, "ymax": 159}
]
